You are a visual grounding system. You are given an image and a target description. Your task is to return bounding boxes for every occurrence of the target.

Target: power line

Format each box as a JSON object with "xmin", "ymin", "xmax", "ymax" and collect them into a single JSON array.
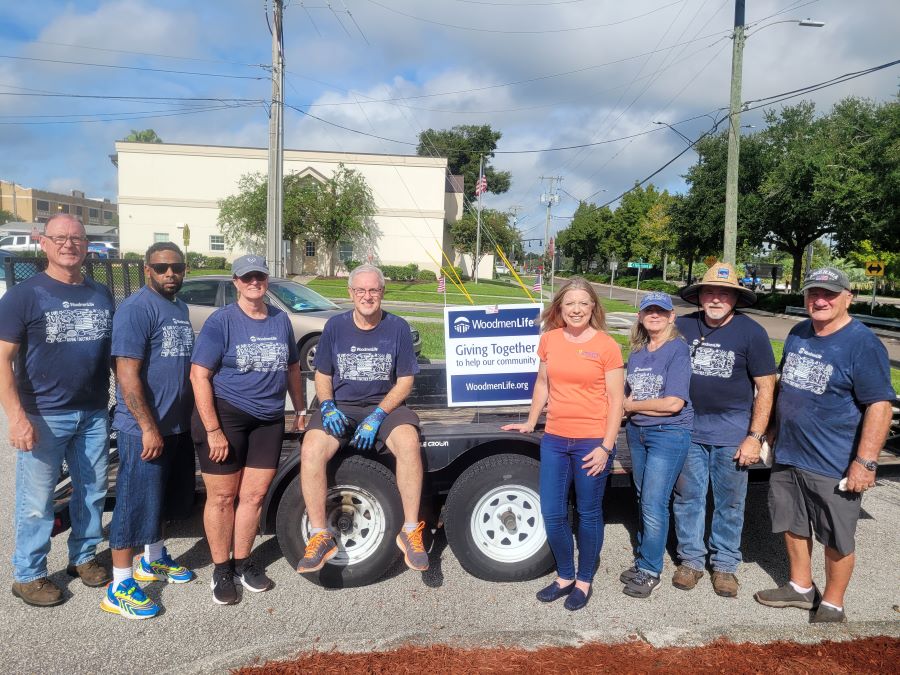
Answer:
[
  {"xmin": 0, "ymin": 102, "xmax": 261, "ymax": 126},
  {"xmin": 0, "ymin": 54, "xmax": 266, "ymax": 80},
  {"xmin": 29, "ymin": 40, "xmax": 264, "ymax": 68}
]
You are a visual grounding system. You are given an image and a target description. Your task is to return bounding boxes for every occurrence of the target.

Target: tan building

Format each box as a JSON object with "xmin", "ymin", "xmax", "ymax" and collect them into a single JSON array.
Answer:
[
  {"xmin": 0, "ymin": 180, "xmax": 117, "ymax": 227},
  {"xmin": 114, "ymin": 141, "xmax": 474, "ymax": 276}
]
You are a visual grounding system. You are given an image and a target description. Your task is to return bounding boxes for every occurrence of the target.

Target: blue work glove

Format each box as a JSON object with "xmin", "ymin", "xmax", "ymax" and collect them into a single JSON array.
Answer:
[
  {"xmin": 320, "ymin": 399, "xmax": 350, "ymax": 437},
  {"xmin": 350, "ymin": 407, "xmax": 388, "ymax": 451}
]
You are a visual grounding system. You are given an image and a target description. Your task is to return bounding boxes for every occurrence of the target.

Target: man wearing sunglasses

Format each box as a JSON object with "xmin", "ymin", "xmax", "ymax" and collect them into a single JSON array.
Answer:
[
  {"xmin": 296, "ymin": 264, "xmax": 428, "ymax": 576},
  {"xmin": 0, "ymin": 214, "xmax": 114, "ymax": 607},
  {"xmin": 102, "ymin": 242, "xmax": 195, "ymax": 619}
]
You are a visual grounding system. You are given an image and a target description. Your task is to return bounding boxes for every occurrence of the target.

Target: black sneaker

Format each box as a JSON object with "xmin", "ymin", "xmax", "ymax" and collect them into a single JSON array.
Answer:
[
  {"xmin": 623, "ymin": 570, "xmax": 661, "ymax": 598},
  {"xmin": 619, "ymin": 564, "xmax": 641, "ymax": 584},
  {"xmin": 210, "ymin": 567, "xmax": 238, "ymax": 605},
  {"xmin": 235, "ymin": 560, "xmax": 273, "ymax": 593}
]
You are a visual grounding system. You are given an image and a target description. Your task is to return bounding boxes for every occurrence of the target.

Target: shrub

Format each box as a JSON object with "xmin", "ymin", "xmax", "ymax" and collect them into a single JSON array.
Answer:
[
  {"xmin": 123, "ymin": 252, "xmax": 143, "ymax": 261},
  {"xmin": 187, "ymin": 252, "xmax": 207, "ymax": 269},
  {"xmin": 416, "ymin": 269, "xmax": 437, "ymax": 281},
  {"xmin": 205, "ymin": 256, "xmax": 227, "ymax": 269},
  {"xmin": 381, "ymin": 263, "xmax": 419, "ymax": 281},
  {"xmin": 344, "ymin": 258, "xmax": 361, "ymax": 272}
]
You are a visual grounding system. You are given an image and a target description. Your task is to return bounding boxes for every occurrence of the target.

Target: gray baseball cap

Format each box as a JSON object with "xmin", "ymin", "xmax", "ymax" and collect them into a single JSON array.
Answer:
[
  {"xmin": 802, "ymin": 266, "xmax": 850, "ymax": 293},
  {"xmin": 231, "ymin": 254, "xmax": 269, "ymax": 278}
]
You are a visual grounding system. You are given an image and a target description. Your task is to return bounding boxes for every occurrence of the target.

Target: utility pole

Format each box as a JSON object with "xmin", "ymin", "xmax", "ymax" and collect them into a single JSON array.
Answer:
[
  {"xmin": 474, "ymin": 155, "xmax": 484, "ymax": 284},
  {"xmin": 722, "ymin": 0, "xmax": 745, "ymax": 267},
  {"xmin": 540, "ymin": 176, "xmax": 561, "ymax": 272},
  {"xmin": 266, "ymin": 0, "xmax": 285, "ymax": 277}
]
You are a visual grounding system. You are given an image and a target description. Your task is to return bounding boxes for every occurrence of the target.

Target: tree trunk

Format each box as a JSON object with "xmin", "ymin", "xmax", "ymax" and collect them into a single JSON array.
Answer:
[
  {"xmin": 328, "ymin": 242, "xmax": 337, "ymax": 277},
  {"xmin": 662, "ymin": 251, "xmax": 668, "ymax": 282},
  {"xmin": 790, "ymin": 250, "xmax": 805, "ymax": 292},
  {"xmin": 686, "ymin": 255, "xmax": 694, "ymax": 285}
]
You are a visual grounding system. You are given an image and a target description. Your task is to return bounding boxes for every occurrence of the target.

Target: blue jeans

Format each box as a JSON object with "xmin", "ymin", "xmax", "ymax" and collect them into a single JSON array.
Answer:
[
  {"xmin": 109, "ymin": 431, "xmax": 192, "ymax": 549},
  {"xmin": 540, "ymin": 433, "xmax": 613, "ymax": 583},
  {"xmin": 627, "ymin": 423, "xmax": 691, "ymax": 578},
  {"xmin": 673, "ymin": 442, "xmax": 748, "ymax": 574},
  {"xmin": 14, "ymin": 410, "xmax": 109, "ymax": 583}
]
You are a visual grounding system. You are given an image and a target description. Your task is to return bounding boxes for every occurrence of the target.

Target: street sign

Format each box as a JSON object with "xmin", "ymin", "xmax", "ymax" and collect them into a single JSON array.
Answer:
[
  {"xmin": 865, "ymin": 260, "xmax": 885, "ymax": 277},
  {"xmin": 628, "ymin": 261, "xmax": 652, "ymax": 269}
]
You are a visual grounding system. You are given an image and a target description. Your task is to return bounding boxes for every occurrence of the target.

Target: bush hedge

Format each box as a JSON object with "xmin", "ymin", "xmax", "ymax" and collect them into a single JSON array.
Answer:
[
  {"xmin": 381, "ymin": 263, "xmax": 419, "ymax": 281},
  {"xmin": 416, "ymin": 269, "xmax": 437, "ymax": 281},
  {"xmin": 186, "ymin": 252, "xmax": 207, "ymax": 268},
  {"xmin": 205, "ymin": 256, "xmax": 227, "ymax": 270}
]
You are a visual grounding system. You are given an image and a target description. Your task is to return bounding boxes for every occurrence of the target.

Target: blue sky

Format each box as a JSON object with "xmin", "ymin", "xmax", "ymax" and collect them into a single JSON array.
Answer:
[{"xmin": 1, "ymin": 0, "xmax": 897, "ymax": 248}]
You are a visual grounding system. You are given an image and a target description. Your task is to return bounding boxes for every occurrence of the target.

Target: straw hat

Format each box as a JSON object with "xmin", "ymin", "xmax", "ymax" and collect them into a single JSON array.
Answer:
[{"xmin": 679, "ymin": 262, "xmax": 757, "ymax": 308}]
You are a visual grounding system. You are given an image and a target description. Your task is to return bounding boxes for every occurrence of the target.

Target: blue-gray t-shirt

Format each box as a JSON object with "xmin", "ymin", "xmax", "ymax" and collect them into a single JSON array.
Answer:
[
  {"xmin": 625, "ymin": 337, "xmax": 694, "ymax": 429},
  {"xmin": 112, "ymin": 286, "xmax": 195, "ymax": 436},
  {"xmin": 775, "ymin": 319, "xmax": 895, "ymax": 479},
  {"xmin": 315, "ymin": 311, "xmax": 420, "ymax": 405},
  {"xmin": 0, "ymin": 272, "xmax": 113, "ymax": 413},
  {"xmin": 677, "ymin": 312, "xmax": 777, "ymax": 446},
  {"xmin": 191, "ymin": 302, "xmax": 299, "ymax": 420}
]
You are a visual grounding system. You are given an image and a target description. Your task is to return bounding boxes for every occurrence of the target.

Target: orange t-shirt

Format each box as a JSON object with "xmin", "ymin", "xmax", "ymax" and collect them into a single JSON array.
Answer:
[{"xmin": 537, "ymin": 328, "xmax": 625, "ymax": 439}]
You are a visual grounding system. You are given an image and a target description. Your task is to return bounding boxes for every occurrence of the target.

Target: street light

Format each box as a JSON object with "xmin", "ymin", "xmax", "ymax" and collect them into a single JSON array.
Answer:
[
  {"xmin": 722, "ymin": 2, "xmax": 824, "ymax": 265},
  {"xmin": 653, "ymin": 121, "xmax": 694, "ymax": 147}
]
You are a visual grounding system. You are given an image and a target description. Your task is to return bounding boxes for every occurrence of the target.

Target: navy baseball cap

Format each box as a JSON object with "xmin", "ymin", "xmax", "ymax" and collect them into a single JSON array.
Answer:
[
  {"xmin": 802, "ymin": 266, "xmax": 851, "ymax": 293},
  {"xmin": 232, "ymin": 254, "xmax": 269, "ymax": 278},
  {"xmin": 639, "ymin": 291, "xmax": 674, "ymax": 312}
]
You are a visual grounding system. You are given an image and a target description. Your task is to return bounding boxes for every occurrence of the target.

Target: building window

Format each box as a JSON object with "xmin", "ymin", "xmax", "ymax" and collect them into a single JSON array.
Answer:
[
  {"xmin": 305, "ymin": 240, "xmax": 316, "ymax": 257},
  {"xmin": 75, "ymin": 206, "xmax": 83, "ymax": 216},
  {"xmin": 339, "ymin": 241, "xmax": 353, "ymax": 262},
  {"xmin": 36, "ymin": 200, "xmax": 50, "ymax": 212},
  {"xmin": 209, "ymin": 235, "xmax": 225, "ymax": 251},
  {"xmin": 154, "ymin": 233, "xmax": 169, "ymax": 243},
  {"xmin": 59, "ymin": 204, "xmax": 70, "ymax": 214},
  {"xmin": 103, "ymin": 211, "xmax": 112, "ymax": 220},
  {"xmin": 89, "ymin": 208, "xmax": 99, "ymax": 219}
]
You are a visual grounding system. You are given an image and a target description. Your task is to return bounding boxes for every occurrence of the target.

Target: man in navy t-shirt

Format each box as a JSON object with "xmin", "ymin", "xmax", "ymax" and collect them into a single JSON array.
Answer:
[
  {"xmin": 755, "ymin": 267, "xmax": 895, "ymax": 623},
  {"xmin": 672, "ymin": 263, "xmax": 777, "ymax": 598},
  {"xmin": 103, "ymin": 242, "xmax": 196, "ymax": 620},
  {"xmin": 296, "ymin": 264, "xmax": 428, "ymax": 576},
  {"xmin": 0, "ymin": 214, "xmax": 113, "ymax": 607}
]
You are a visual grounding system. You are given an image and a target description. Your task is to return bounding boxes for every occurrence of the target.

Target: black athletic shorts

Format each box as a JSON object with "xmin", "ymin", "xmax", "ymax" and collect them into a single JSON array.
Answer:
[
  {"xmin": 192, "ymin": 398, "xmax": 284, "ymax": 475},
  {"xmin": 306, "ymin": 402, "xmax": 420, "ymax": 454}
]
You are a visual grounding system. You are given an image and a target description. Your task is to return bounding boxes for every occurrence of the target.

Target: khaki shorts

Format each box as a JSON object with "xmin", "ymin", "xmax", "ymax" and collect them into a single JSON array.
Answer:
[{"xmin": 768, "ymin": 463, "xmax": 862, "ymax": 555}]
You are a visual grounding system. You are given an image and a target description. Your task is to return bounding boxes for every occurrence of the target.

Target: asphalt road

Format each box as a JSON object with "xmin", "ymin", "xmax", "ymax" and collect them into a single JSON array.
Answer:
[{"xmin": 1, "ymin": 411, "xmax": 898, "ymax": 673}]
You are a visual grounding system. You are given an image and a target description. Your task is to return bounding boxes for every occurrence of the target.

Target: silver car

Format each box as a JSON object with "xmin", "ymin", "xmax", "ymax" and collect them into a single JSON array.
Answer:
[{"xmin": 177, "ymin": 275, "xmax": 420, "ymax": 371}]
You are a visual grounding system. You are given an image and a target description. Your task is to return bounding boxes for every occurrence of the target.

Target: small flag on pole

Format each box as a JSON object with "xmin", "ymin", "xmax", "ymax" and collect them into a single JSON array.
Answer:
[
  {"xmin": 532, "ymin": 272, "xmax": 542, "ymax": 295},
  {"xmin": 437, "ymin": 275, "xmax": 445, "ymax": 293},
  {"xmin": 475, "ymin": 174, "xmax": 487, "ymax": 197}
]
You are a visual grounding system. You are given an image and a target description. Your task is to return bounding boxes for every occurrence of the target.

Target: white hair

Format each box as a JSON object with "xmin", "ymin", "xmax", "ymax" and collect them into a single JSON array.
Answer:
[{"xmin": 348, "ymin": 264, "xmax": 385, "ymax": 288}]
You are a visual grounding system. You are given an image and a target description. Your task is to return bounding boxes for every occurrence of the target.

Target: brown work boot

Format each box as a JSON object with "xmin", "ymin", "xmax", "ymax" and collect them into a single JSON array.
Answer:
[
  {"xmin": 11, "ymin": 578, "xmax": 64, "ymax": 607},
  {"xmin": 672, "ymin": 565, "xmax": 704, "ymax": 591},
  {"xmin": 66, "ymin": 558, "xmax": 111, "ymax": 587},
  {"xmin": 711, "ymin": 571, "xmax": 739, "ymax": 598}
]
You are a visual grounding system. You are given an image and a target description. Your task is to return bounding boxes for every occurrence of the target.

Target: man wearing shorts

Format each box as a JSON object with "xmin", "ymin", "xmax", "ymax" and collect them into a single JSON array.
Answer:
[
  {"xmin": 103, "ymin": 242, "xmax": 195, "ymax": 619},
  {"xmin": 755, "ymin": 267, "xmax": 895, "ymax": 623},
  {"xmin": 296, "ymin": 264, "xmax": 427, "ymax": 574},
  {"xmin": 0, "ymin": 214, "xmax": 113, "ymax": 606}
]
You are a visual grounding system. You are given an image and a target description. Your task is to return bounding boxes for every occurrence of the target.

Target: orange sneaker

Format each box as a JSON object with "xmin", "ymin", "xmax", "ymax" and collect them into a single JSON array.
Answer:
[
  {"xmin": 396, "ymin": 522, "xmax": 429, "ymax": 572},
  {"xmin": 296, "ymin": 530, "xmax": 338, "ymax": 573}
]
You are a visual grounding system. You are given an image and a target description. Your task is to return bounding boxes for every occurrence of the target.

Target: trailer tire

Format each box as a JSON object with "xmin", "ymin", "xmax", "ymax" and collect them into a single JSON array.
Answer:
[
  {"xmin": 444, "ymin": 454, "xmax": 553, "ymax": 582},
  {"xmin": 275, "ymin": 455, "xmax": 403, "ymax": 588}
]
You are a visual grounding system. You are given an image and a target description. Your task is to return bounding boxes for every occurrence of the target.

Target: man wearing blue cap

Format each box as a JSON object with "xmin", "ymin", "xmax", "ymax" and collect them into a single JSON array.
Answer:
[{"xmin": 673, "ymin": 262, "xmax": 777, "ymax": 598}]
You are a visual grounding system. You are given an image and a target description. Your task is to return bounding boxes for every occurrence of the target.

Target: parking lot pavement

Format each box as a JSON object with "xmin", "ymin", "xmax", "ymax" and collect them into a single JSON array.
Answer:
[{"xmin": 1, "ymin": 420, "xmax": 898, "ymax": 673}]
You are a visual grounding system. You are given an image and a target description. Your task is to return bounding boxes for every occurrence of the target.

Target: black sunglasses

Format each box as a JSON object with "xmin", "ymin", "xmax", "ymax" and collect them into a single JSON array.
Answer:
[
  {"xmin": 238, "ymin": 271, "xmax": 268, "ymax": 282},
  {"xmin": 148, "ymin": 262, "xmax": 187, "ymax": 274}
]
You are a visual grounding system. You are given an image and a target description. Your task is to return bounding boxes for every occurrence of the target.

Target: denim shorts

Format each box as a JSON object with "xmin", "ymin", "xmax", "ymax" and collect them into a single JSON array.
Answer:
[{"xmin": 108, "ymin": 431, "xmax": 193, "ymax": 549}]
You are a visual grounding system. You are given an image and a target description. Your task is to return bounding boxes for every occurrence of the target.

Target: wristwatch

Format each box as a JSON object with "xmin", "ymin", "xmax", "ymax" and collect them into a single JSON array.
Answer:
[
  {"xmin": 854, "ymin": 456, "xmax": 878, "ymax": 471},
  {"xmin": 748, "ymin": 431, "xmax": 766, "ymax": 444}
]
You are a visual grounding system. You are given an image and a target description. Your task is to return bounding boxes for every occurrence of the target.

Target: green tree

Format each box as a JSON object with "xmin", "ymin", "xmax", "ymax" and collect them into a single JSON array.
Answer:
[
  {"xmin": 449, "ymin": 208, "xmax": 520, "ymax": 278},
  {"xmin": 633, "ymin": 198, "xmax": 676, "ymax": 280},
  {"xmin": 0, "ymin": 209, "xmax": 18, "ymax": 224},
  {"xmin": 417, "ymin": 125, "xmax": 511, "ymax": 206},
  {"xmin": 123, "ymin": 129, "xmax": 163, "ymax": 143},
  {"xmin": 556, "ymin": 202, "xmax": 614, "ymax": 273}
]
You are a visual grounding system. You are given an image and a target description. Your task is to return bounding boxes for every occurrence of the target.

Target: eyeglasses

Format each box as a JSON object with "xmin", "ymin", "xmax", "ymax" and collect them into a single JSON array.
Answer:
[
  {"xmin": 238, "ymin": 272, "xmax": 268, "ymax": 283},
  {"xmin": 43, "ymin": 234, "xmax": 88, "ymax": 246},
  {"xmin": 350, "ymin": 287, "xmax": 384, "ymax": 297},
  {"xmin": 148, "ymin": 262, "xmax": 187, "ymax": 275}
]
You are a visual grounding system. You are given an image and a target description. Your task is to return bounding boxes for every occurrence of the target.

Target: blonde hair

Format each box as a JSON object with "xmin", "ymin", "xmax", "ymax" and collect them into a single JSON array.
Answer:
[
  {"xmin": 629, "ymin": 310, "xmax": 681, "ymax": 352},
  {"xmin": 541, "ymin": 277, "xmax": 606, "ymax": 332}
]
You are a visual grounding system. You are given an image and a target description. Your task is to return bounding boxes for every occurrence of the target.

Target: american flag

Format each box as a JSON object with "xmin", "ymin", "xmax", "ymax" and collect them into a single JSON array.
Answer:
[
  {"xmin": 475, "ymin": 174, "xmax": 487, "ymax": 197},
  {"xmin": 532, "ymin": 272, "xmax": 542, "ymax": 295},
  {"xmin": 437, "ymin": 275, "xmax": 445, "ymax": 293}
]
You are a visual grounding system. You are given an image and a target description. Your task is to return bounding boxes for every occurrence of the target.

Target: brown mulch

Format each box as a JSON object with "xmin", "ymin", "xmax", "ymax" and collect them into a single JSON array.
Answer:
[{"xmin": 235, "ymin": 636, "xmax": 900, "ymax": 674}]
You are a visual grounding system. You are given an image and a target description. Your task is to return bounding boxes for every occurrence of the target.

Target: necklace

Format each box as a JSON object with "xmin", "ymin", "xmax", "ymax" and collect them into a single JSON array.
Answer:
[{"xmin": 691, "ymin": 311, "xmax": 733, "ymax": 357}]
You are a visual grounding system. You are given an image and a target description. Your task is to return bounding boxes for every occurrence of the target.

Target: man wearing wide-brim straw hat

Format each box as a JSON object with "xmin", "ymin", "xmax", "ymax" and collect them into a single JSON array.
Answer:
[{"xmin": 670, "ymin": 262, "xmax": 777, "ymax": 598}]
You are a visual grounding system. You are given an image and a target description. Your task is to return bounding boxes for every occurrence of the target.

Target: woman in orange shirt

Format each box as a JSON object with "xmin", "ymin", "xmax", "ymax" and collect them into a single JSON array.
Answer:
[{"xmin": 503, "ymin": 277, "xmax": 625, "ymax": 610}]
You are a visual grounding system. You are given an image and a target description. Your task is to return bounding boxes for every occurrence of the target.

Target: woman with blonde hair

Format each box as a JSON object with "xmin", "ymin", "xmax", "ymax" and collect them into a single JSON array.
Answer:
[
  {"xmin": 503, "ymin": 277, "xmax": 625, "ymax": 611},
  {"xmin": 619, "ymin": 291, "xmax": 693, "ymax": 599}
]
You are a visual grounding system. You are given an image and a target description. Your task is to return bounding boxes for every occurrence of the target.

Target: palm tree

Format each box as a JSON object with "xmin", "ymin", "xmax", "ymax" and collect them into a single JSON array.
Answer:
[{"xmin": 124, "ymin": 129, "xmax": 163, "ymax": 143}]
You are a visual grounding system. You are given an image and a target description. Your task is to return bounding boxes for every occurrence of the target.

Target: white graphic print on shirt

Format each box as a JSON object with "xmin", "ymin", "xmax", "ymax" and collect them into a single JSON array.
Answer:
[
  {"xmin": 337, "ymin": 350, "xmax": 393, "ymax": 382},
  {"xmin": 690, "ymin": 344, "xmax": 736, "ymax": 378},
  {"xmin": 161, "ymin": 319, "xmax": 194, "ymax": 357},
  {"xmin": 45, "ymin": 307, "xmax": 111, "ymax": 343},
  {"xmin": 235, "ymin": 338, "xmax": 288, "ymax": 373},
  {"xmin": 781, "ymin": 349, "xmax": 833, "ymax": 395},
  {"xmin": 627, "ymin": 368, "xmax": 663, "ymax": 400}
]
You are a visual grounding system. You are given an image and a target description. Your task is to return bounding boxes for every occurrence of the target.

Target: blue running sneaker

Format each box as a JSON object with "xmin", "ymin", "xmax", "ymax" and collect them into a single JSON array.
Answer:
[
  {"xmin": 133, "ymin": 547, "xmax": 194, "ymax": 584},
  {"xmin": 100, "ymin": 579, "xmax": 159, "ymax": 620}
]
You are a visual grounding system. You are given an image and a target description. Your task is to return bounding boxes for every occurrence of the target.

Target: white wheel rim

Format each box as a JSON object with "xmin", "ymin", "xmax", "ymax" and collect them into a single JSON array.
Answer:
[
  {"xmin": 469, "ymin": 483, "xmax": 546, "ymax": 563},
  {"xmin": 301, "ymin": 483, "xmax": 386, "ymax": 567}
]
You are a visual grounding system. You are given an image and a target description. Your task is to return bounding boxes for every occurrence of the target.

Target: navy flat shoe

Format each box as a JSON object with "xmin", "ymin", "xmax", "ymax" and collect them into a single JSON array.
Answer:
[
  {"xmin": 564, "ymin": 586, "xmax": 592, "ymax": 611},
  {"xmin": 536, "ymin": 580, "xmax": 575, "ymax": 602}
]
